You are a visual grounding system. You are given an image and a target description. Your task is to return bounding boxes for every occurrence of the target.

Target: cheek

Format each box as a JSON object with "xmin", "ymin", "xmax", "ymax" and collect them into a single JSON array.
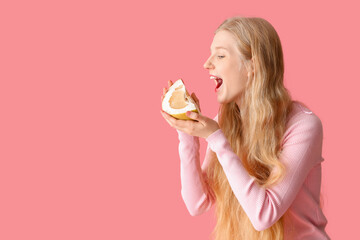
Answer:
[
  {"xmin": 229, "ymin": 59, "xmax": 243, "ymax": 76},
  {"xmin": 224, "ymin": 71, "xmax": 247, "ymax": 90},
  {"xmin": 222, "ymin": 59, "xmax": 244, "ymax": 87}
]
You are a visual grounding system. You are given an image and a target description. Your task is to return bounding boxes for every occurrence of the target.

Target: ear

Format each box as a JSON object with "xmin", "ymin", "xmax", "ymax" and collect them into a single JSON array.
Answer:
[
  {"xmin": 250, "ymin": 57, "xmax": 255, "ymax": 73},
  {"xmin": 247, "ymin": 57, "xmax": 255, "ymax": 77}
]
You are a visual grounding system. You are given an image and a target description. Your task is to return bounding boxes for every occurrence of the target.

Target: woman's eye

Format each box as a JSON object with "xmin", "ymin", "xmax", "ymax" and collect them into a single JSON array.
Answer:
[{"xmin": 217, "ymin": 56, "xmax": 225, "ymax": 59}]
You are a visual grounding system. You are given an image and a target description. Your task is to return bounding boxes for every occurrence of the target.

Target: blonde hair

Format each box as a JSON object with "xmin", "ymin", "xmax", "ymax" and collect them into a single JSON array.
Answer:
[{"xmin": 205, "ymin": 16, "xmax": 294, "ymax": 240}]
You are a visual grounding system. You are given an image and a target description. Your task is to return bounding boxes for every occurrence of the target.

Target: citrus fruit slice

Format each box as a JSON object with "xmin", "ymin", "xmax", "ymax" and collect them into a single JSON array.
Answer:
[{"xmin": 162, "ymin": 79, "xmax": 200, "ymax": 120}]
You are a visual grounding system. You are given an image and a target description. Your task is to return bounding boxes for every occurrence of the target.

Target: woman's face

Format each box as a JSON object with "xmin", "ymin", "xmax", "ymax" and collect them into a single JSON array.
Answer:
[{"xmin": 203, "ymin": 30, "xmax": 250, "ymax": 105}]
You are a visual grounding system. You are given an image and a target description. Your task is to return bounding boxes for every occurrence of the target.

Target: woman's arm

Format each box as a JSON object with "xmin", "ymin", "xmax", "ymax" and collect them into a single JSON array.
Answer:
[
  {"xmin": 205, "ymin": 112, "xmax": 323, "ymax": 231},
  {"xmin": 176, "ymin": 114, "xmax": 218, "ymax": 216}
]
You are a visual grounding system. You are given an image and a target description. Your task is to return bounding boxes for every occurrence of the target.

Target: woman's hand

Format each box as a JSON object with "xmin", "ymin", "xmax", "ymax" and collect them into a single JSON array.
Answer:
[{"xmin": 160, "ymin": 80, "xmax": 220, "ymax": 139}]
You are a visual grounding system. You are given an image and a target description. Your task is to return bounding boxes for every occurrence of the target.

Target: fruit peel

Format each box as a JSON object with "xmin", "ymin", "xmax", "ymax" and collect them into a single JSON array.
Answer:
[{"xmin": 171, "ymin": 109, "xmax": 199, "ymax": 120}]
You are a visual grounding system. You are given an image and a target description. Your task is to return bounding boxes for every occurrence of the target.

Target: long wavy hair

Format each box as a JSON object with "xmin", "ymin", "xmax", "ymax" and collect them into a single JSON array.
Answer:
[{"xmin": 205, "ymin": 17, "xmax": 294, "ymax": 240}]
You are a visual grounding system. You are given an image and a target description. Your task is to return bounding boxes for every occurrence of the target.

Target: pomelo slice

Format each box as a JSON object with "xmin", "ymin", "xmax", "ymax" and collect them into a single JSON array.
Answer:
[{"xmin": 162, "ymin": 79, "xmax": 200, "ymax": 120}]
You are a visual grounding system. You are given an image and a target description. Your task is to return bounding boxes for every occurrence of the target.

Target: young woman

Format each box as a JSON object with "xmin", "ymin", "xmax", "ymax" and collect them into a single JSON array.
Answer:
[{"xmin": 160, "ymin": 16, "xmax": 329, "ymax": 240}]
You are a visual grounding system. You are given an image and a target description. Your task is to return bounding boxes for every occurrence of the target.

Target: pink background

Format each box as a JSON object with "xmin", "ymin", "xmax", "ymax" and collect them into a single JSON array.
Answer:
[{"xmin": 1, "ymin": 0, "xmax": 359, "ymax": 239}]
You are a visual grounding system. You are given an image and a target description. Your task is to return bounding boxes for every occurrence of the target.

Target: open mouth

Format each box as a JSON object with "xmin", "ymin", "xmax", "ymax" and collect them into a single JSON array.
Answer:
[
  {"xmin": 215, "ymin": 78, "xmax": 223, "ymax": 91},
  {"xmin": 210, "ymin": 75, "xmax": 223, "ymax": 92}
]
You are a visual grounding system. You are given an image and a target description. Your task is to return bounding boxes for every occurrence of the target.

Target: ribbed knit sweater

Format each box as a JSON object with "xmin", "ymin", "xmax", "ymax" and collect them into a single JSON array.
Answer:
[{"xmin": 176, "ymin": 102, "xmax": 330, "ymax": 239}]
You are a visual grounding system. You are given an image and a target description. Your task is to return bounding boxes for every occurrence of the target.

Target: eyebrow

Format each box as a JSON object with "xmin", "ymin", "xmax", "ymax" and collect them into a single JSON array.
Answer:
[{"xmin": 210, "ymin": 46, "xmax": 229, "ymax": 51}]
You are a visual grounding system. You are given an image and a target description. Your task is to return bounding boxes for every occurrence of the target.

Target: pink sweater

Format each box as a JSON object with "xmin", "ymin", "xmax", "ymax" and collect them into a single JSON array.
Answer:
[{"xmin": 176, "ymin": 102, "xmax": 330, "ymax": 239}]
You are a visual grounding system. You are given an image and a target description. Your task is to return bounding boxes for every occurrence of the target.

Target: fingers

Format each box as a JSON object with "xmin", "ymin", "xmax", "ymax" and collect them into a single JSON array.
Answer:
[
  {"xmin": 186, "ymin": 111, "xmax": 206, "ymax": 125},
  {"xmin": 191, "ymin": 93, "xmax": 201, "ymax": 112},
  {"xmin": 161, "ymin": 111, "xmax": 174, "ymax": 127},
  {"xmin": 160, "ymin": 110, "xmax": 191, "ymax": 130},
  {"xmin": 191, "ymin": 93, "xmax": 200, "ymax": 104},
  {"xmin": 161, "ymin": 110, "xmax": 180, "ymax": 129}
]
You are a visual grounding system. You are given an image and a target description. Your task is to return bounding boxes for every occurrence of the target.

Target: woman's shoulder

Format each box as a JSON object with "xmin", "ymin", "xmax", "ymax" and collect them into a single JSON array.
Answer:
[
  {"xmin": 285, "ymin": 101, "xmax": 323, "ymax": 136},
  {"xmin": 287, "ymin": 100, "xmax": 319, "ymax": 119},
  {"xmin": 282, "ymin": 101, "xmax": 324, "ymax": 163}
]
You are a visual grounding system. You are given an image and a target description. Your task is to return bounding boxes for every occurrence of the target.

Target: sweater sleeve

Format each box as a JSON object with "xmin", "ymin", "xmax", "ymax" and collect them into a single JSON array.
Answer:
[
  {"xmin": 205, "ymin": 113, "xmax": 324, "ymax": 231},
  {"xmin": 176, "ymin": 114, "xmax": 218, "ymax": 216}
]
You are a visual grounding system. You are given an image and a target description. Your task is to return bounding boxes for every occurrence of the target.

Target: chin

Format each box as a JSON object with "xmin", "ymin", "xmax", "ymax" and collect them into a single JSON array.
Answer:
[{"xmin": 217, "ymin": 97, "xmax": 229, "ymax": 104}]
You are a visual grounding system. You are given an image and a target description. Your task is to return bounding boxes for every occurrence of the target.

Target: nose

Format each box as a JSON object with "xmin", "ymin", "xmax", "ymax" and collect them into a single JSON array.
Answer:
[{"xmin": 203, "ymin": 56, "xmax": 214, "ymax": 70}]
